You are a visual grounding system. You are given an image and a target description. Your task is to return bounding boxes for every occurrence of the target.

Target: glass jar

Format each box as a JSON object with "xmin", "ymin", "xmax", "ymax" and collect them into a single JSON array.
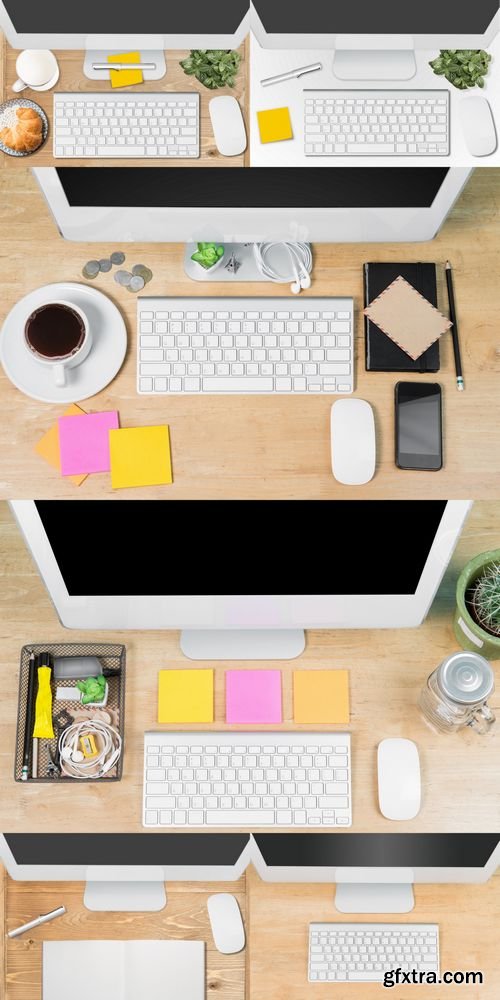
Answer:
[{"xmin": 419, "ymin": 651, "xmax": 495, "ymax": 735}]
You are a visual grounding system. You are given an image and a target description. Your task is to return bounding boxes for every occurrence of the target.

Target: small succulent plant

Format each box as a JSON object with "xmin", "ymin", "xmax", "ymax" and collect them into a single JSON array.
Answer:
[
  {"xmin": 191, "ymin": 242, "xmax": 225, "ymax": 270},
  {"xmin": 469, "ymin": 562, "xmax": 500, "ymax": 636}
]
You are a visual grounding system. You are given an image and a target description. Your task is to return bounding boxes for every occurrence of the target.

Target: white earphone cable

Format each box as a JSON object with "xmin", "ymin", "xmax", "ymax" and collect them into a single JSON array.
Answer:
[{"xmin": 253, "ymin": 242, "xmax": 313, "ymax": 294}]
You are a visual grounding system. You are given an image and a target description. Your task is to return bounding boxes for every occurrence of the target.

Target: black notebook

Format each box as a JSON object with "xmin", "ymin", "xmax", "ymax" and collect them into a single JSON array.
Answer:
[{"xmin": 364, "ymin": 262, "xmax": 440, "ymax": 372}]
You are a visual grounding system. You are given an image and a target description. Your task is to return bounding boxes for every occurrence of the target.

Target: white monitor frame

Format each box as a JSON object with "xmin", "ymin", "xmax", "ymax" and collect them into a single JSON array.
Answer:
[
  {"xmin": 32, "ymin": 166, "xmax": 473, "ymax": 244},
  {"xmin": 10, "ymin": 500, "xmax": 471, "ymax": 631}
]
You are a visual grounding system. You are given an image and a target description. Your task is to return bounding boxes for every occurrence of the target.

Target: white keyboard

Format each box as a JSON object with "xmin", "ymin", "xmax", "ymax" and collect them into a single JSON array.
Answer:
[
  {"xmin": 143, "ymin": 732, "xmax": 352, "ymax": 827},
  {"xmin": 304, "ymin": 90, "xmax": 450, "ymax": 156},
  {"xmin": 309, "ymin": 924, "xmax": 440, "ymax": 983},
  {"xmin": 137, "ymin": 297, "xmax": 354, "ymax": 394},
  {"xmin": 53, "ymin": 92, "xmax": 200, "ymax": 158}
]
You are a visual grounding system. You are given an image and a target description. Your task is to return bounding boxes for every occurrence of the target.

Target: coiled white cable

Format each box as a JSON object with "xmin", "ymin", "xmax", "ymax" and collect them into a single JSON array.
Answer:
[
  {"xmin": 253, "ymin": 241, "xmax": 313, "ymax": 294},
  {"xmin": 58, "ymin": 720, "xmax": 122, "ymax": 779}
]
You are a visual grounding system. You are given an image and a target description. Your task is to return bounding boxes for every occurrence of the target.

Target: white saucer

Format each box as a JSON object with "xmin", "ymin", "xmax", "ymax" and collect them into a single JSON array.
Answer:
[
  {"xmin": 0, "ymin": 282, "xmax": 127, "ymax": 404},
  {"xmin": 26, "ymin": 68, "xmax": 60, "ymax": 92}
]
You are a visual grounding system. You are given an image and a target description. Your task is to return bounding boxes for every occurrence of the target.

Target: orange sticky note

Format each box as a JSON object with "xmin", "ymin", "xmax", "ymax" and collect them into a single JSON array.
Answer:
[
  {"xmin": 293, "ymin": 670, "xmax": 350, "ymax": 724},
  {"xmin": 108, "ymin": 51, "xmax": 143, "ymax": 89},
  {"xmin": 35, "ymin": 404, "xmax": 88, "ymax": 486}
]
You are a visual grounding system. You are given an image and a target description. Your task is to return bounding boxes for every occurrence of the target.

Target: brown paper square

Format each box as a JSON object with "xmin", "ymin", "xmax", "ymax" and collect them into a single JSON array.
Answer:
[{"xmin": 364, "ymin": 274, "xmax": 452, "ymax": 361}]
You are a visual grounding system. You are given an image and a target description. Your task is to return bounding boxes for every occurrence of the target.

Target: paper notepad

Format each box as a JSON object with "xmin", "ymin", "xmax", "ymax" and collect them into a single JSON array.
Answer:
[
  {"xmin": 226, "ymin": 670, "xmax": 282, "ymax": 724},
  {"xmin": 108, "ymin": 51, "xmax": 144, "ymax": 89},
  {"xmin": 42, "ymin": 940, "xmax": 205, "ymax": 1000},
  {"xmin": 293, "ymin": 670, "xmax": 350, "ymax": 724},
  {"xmin": 109, "ymin": 425, "xmax": 172, "ymax": 488},
  {"xmin": 257, "ymin": 107, "xmax": 293, "ymax": 143},
  {"xmin": 58, "ymin": 410, "xmax": 119, "ymax": 475},
  {"xmin": 158, "ymin": 669, "xmax": 214, "ymax": 723},
  {"xmin": 364, "ymin": 275, "xmax": 452, "ymax": 361},
  {"xmin": 35, "ymin": 404, "xmax": 88, "ymax": 486}
]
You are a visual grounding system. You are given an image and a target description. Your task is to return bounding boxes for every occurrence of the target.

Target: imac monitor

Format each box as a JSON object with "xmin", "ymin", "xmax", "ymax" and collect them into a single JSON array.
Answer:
[
  {"xmin": 252, "ymin": 1, "xmax": 500, "ymax": 81},
  {"xmin": 10, "ymin": 500, "xmax": 470, "ymax": 659},
  {"xmin": 33, "ymin": 166, "xmax": 472, "ymax": 243}
]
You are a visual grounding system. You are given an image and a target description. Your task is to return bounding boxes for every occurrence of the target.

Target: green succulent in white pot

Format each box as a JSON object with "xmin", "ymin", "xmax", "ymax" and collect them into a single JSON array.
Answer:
[{"xmin": 190, "ymin": 242, "xmax": 226, "ymax": 272}]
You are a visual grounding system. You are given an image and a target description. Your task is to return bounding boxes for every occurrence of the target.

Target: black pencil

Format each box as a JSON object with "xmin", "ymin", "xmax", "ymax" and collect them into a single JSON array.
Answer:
[
  {"xmin": 21, "ymin": 651, "xmax": 37, "ymax": 781},
  {"xmin": 445, "ymin": 260, "xmax": 464, "ymax": 391}
]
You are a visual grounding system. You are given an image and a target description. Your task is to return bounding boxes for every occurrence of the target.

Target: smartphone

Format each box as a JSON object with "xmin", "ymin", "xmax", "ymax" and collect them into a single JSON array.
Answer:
[{"xmin": 395, "ymin": 382, "xmax": 443, "ymax": 471}]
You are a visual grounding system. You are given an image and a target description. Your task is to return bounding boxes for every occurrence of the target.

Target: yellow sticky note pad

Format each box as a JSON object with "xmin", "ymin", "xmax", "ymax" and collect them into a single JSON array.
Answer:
[
  {"xmin": 257, "ymin": 106, "xmax": 293, "ymax": 143},
  {"xmin": 108, "ymin": 51, "xmax": 143, "ymax": 89},
  {"xmin": 35, "ymin": 404, "xmax": 88, "ymax": 487},
  {"xmin": 109, "ymin": 425, "xmax": 173, "ymax": 489},
  {"xmin": 293, "ymin": 670, "xmax": 350, "ymax": 724},
  {"xmin": 158, "ymin": 669, "xmax": 214, "ymax": 723}
]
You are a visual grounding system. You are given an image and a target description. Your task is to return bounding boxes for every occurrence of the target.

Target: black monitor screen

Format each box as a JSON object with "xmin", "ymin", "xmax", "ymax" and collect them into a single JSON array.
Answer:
[
  {"xmin": 253, "ymin": 834, "xmax": 500, "ymax": 868},
  {"xmin": 4, "ymin": 833, "xmax": 250, "ymax": 866},
  {"xmin": 56, "ymin": 167, "xmax": 449, "ymax": 210},
  {"xmin": 253, "ymin": 0, "xmax": 499, "ymax": 34},
  {"xmin": 3, "ymin": 0, "xmax": 248, "ymax": 34},
  {"xmin": 34, "ymin": 501, "xmax": 447, "ymax": 597}
]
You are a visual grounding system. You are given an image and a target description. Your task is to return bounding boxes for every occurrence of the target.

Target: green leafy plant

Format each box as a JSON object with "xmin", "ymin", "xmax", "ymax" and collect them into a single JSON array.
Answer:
[
  {"xmin": 191, "ymin": 242, "xmax": 225, "ymax": 270},
  {"xmin": 469, "ymin": 562, "xmax": 500, "ymax": 636},
  {"xmin": 76, "ymin": 675, "xmax": 107, "ymax": 705},
  {"xmin": 180, "ymin": 49, "xmax": 241, "ymax": 90},
  {"xmin": 429, "ymin": 49, "xmax": 492, "ymax": 89}
]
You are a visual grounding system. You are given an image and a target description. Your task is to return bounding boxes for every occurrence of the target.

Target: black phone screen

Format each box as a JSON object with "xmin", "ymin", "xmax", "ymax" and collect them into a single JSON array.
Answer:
[{"xmin": 396, "ymin": 382, "xmax": 442, "ymax": 470}]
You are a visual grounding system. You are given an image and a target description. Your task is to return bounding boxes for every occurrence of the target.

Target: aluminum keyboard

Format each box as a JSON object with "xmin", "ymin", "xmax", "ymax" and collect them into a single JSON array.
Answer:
[{"xmin": 309, "ymin": 924, "xmax": 440, "ymax": 982}]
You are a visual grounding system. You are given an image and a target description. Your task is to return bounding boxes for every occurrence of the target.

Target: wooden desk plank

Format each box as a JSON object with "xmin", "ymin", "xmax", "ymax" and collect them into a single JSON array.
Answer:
[
  {"xmin": 1, "ymin": 34, "xmax": 248, "ymax": 169},
  {"xmin": 0, "ymin": 499, "xmax": 499, "ymax": 833},
  {"xmin": 246, "ymin": 866, "xmax": 500, "ymax": 1000},
  {"xmin": 0, "ymin": 169, "xmax": 499, "ymax": 498},
  {"xmin": 2, "ymin": 868, "xmax": 245, "ymax": 1000}
]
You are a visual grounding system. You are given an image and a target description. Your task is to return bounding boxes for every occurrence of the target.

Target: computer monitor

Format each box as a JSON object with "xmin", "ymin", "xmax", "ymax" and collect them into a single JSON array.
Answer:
[
  {"xmin": 251, "ymin": 833, "xmax": 500, "ymax": 913},
  {"xmin": 11, "ymin": 500, "xmax": 470, "ymax": 659},
  {"xmin": 33, "ymin": 166, "xmax": 472, "ymax": 243},
  {"xmin": 251, "ymin": 1, "xmax": 500, "ymax": 81},
  {"xmin": 0, "ymin": 833, "xmax": 252, "ymax": 911},
  {"xmin": 0, "ymin": 1, "xmax": 249, "ymax": 79}
]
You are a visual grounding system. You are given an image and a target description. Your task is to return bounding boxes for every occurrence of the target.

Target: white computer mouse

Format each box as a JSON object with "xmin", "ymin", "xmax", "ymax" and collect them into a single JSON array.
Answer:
[
  {"xmin": 460, "ymin": 96, "xmax": 497, "ymax": 157},
  {"xmin": 207, "ymin": 893, "xmax": 246, "ymax": 954},
  {"xmin": 377, "ymin": 738, "xmax": 421, "ymax": 821},
  {"xmin": 209, "ymin": 96, "xmax": 247, "ymax": 156},
  {"xmin": 331, "ymin": 398, "xmax": 376, "ymax": 485}
]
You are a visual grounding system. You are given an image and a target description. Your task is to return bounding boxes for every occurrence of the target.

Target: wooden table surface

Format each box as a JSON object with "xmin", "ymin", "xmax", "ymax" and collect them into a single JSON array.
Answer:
[
  {"xmin": 1, "ymin": 169, "xmax": 500, "ymax": 499},
  {"xmin": 1, "ymin": 498, "xmax": 499, "ymax": 834},
  {"xmin": 0, "ymin": 35, "xmax": 249, "ymax": 168}
]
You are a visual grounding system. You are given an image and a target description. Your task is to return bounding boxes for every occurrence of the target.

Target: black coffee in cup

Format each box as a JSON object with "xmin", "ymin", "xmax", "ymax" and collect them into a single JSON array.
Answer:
[{"xmin": 25, "ymin": 303, "xmax": 85, "ymax": 360}]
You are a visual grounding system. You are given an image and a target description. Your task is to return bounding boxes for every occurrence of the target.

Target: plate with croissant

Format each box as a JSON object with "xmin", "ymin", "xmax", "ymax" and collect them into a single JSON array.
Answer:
[{"xmin": 0, "ymin": 98, "xmax": 48, "ymax": 157}]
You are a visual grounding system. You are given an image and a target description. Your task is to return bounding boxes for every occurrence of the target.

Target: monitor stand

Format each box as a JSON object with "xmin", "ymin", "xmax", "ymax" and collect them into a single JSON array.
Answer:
[
  {"xmin": 181, "ymin": 629, "xmax": 306, "ymax": 660},
  {"xmin": 83, "ymin": 35, "xmax": 167, "ymax": 81},
  {"xmin": 84, "ymin": 867, "xmax": 167, "ymax": 911},
  {"xmin": 333, "ymin": 35, "xmax": 417, "ymax": 81},
  {"xmin": 335, "ymin": 869, "xmax": 415, "ymax": 913}
]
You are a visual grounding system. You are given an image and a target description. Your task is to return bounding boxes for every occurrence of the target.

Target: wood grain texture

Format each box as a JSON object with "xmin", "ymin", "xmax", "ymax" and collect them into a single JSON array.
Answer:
[
  {"xmin": 1, "ymin": 169, "xmax": 500, "ymax": 498},
  {"xmin": 1, "ymin": 34, "xmax": 248, "ymax": 168},
  {"xmin": 246, "ymin": 866, "xmax": 500, "ymax": 1000},
  {"xmin": 2, "ymin": 867, "xmax": 246, "ymax": 1000},
  {"xmin": 1, "ymin": 499, "xmax": 499, "ymax": 833}
]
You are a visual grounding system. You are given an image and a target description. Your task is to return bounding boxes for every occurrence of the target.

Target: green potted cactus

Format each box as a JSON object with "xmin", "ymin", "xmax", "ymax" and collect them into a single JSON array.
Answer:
[
  {"xmin": 190, "ymin": 242, "xmax": 226, "ymax": 273},
  {"xmin": 454, "ymin": 549, "xmax": 500, "ymax": 659}
]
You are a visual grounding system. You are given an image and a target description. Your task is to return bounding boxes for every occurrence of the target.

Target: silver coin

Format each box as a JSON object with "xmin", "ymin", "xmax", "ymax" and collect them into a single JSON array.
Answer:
[
  {"xmin": 110, "ymin": 251, "xmax": 126, "ymax": 265},
  {"xmin": 82, "ymin": 260, "xmax": 100, "ymax": 279},
  {"xmin": 99, "ymin": 258, "xmax": 112, "ymax": 273},
  {"xmin": 132, "ymin": 264, "xmax": 153, "ymax": 284},
  {"xmin": 129, "ymin": 275, "xmax": 145, "ymax": 292},
  {"xmin": 114, "ymin": 270, "xmax": 132, "ymax": 287}
]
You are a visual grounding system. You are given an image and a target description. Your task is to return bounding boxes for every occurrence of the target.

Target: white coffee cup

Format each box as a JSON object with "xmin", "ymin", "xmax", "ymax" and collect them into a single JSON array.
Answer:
[
  {"xmin": 12, "ymin": 50, "xmax": 60, "ymax": 93},
  {"xmin": 24, "ymin": 300, "xmax": 93, "ymax": 388}
]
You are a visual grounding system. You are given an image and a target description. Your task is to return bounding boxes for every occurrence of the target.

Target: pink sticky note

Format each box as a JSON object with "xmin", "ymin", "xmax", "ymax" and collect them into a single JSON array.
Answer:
[
  {"xmin": 226, "ymin": 670, "xmax": 282, "ymax": 724},
  {"xmin": 58, "ymin": 411, "xmax": 119, "ymax": 475}
]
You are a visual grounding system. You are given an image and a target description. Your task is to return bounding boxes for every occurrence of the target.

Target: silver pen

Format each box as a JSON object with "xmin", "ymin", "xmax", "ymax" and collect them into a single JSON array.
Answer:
[
  {"xmin": 92, "ymin": 62, "xmax": 156, "ymax": 72},
  {"xmin": 8, "ymin": 906, "xmax": 66, "ymax": 938},
  {"xmin": 261, "ymin": 62, "xmax": 323, "ymax": 87}
]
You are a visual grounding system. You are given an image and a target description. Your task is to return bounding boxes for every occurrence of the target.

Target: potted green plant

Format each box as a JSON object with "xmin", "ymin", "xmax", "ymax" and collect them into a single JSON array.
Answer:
[
  {"xmin": 454, "ymin": 549, "xmax": 500, "ymax": 659},
  {"xmin": 429, "ymin": 49, "xmax": 492, "ymax": 89},
  {"xmin": 190, "ymin": 242, "xmax": 226, "ymax": 272},
  {"xmin": 180, "ymin": 50, "xmax": 241, "ymax": 90}
]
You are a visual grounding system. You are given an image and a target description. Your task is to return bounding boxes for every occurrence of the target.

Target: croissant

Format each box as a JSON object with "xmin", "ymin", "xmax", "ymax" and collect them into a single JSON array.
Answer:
[{"xmin": 1, "ymin": 107, "xmax": 43, "ymax": 153}]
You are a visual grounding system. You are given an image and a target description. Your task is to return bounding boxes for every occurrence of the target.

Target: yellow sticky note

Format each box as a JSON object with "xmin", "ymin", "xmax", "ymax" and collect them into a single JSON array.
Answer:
[
  {"xmin": 35, "ymin": 404, "xmax": 88, "ymax": 487},
  {"xmin": 293, "ymin": 670, "xmax": 350, "ymax": 724},
  {"xmin": 257, "ymin": 106, "xmax": 293, "ymax": 143},
  {"xmin": 108, "ymin": 51, "xmax": 144, "ymax": 89},
  {"xmin": 158, "ymin": 669, "xmax": 214, "ymax": 723},
  {"xmin": 109, "ymin": 425, "xmax": 173, "ymax": 489}
]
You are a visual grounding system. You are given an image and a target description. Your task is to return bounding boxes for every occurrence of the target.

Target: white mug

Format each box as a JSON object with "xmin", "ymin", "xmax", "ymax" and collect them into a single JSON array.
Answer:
[
  {"xmin": 24, "ymin": 300, "xmax": 93, "ymax": 388},
  {"xmin": 12, "ymin": 50, "xmax": 59, "ymax": 93}
]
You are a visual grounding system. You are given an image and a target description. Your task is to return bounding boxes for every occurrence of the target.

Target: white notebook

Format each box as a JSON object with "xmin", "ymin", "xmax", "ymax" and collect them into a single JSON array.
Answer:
[{"xmin": 43, "ymin": 940, "xmax": 205, "ymax": 1000}]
